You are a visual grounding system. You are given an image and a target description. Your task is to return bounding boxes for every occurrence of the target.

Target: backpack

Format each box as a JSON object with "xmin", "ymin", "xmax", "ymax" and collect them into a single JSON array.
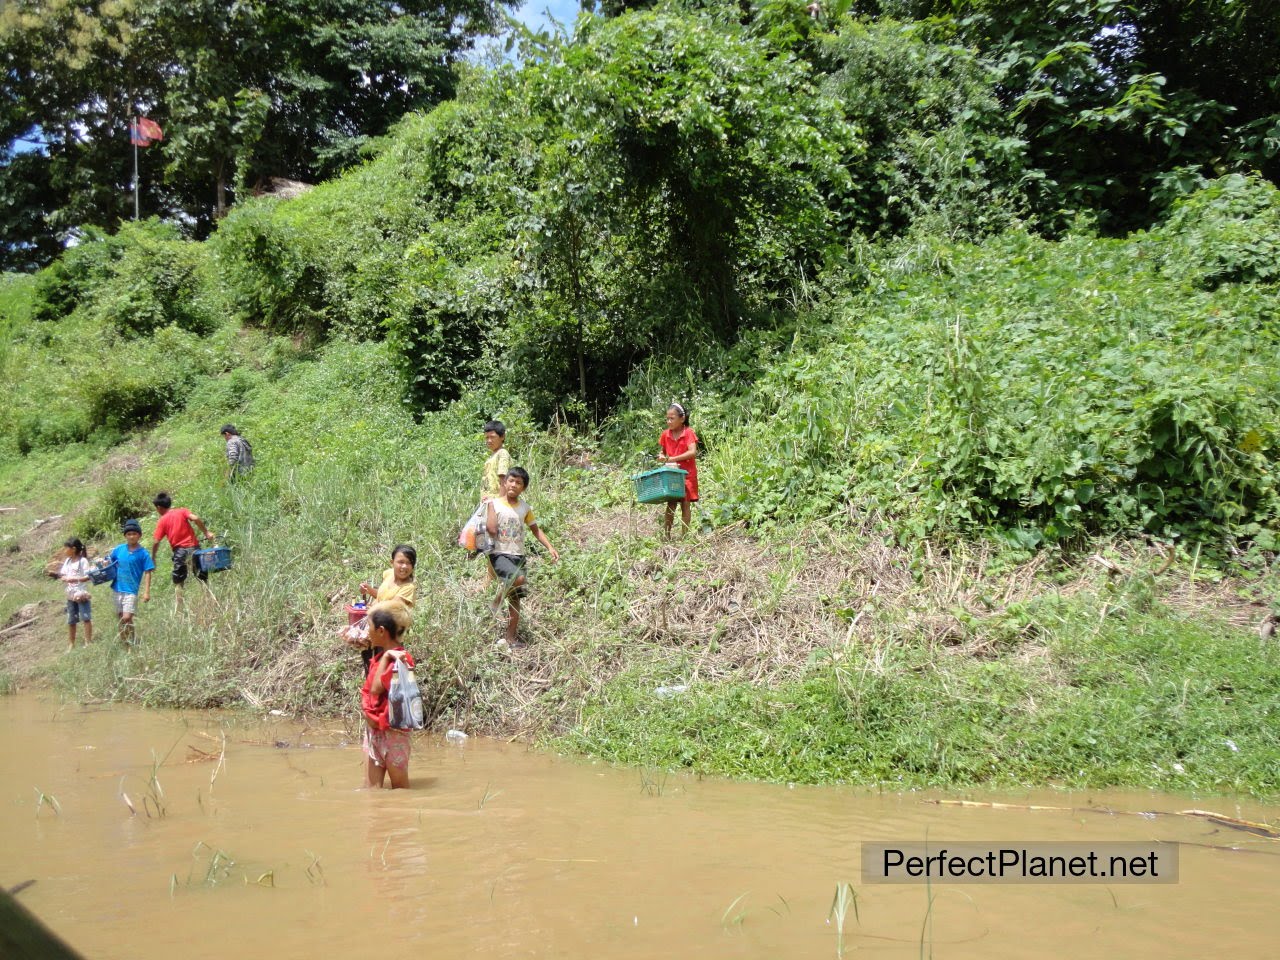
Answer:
[
  {"xmin": 387, "ymin": 658, "xmax": 425, "ymax": 731},
  {"xmin": 236, "ymin": 437, "xmax": 255, "ymax": 470}
]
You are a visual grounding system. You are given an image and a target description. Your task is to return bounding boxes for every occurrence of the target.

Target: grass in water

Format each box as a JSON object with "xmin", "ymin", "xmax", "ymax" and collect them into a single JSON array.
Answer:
[
  {"xmin": 33, "ymin": 788, "xmax": 61, "ymax": 818},
  {"xmin": 188, "ymin": 841, "xmax": 237, "ymax": 887},
  {"xmin": 478, "ymin": 782, "xmax": 502, "ymax": 810},
  {"xmin": 720, "ymin": 892, "xmax": 750, "ymax": 928},
  {"xmin": 639, "ymin": 768, "xmax": 667, "ymax": 796},
  {"xmin": 828, "ymin": 882, "xmax": 859, "ymax": 959},
  {"xmin": 304, "ymin": 851, "xmax": 326, "ymax": 887}
]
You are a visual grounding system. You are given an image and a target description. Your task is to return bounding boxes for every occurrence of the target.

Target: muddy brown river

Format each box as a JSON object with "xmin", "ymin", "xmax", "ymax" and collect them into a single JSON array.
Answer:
[{"xmin": 3, "ymin": 692, "xmax": 1278, "ymax": 958}]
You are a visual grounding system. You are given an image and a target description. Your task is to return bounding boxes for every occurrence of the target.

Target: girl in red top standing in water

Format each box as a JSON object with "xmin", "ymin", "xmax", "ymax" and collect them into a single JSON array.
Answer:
[
  {"xmin": 359, "ymin": 602, "xmax": 415, "ymax": 789},
  {"xmin": 658, "ymin": 402, "xmax": 698, "ymax": 537}
]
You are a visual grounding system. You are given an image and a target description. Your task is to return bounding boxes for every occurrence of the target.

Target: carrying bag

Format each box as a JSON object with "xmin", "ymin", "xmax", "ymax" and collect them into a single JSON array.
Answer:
[
  {"xmin": 388, "ymin": 658, "xmax": 425, "ymax": 731},
  {"xmin": 88, "ymin": 558, "xmax": 118, "ymax": 586},
  {"xmin": 457, "ymin": 501, "xmax": 490, "ymax": 554}
]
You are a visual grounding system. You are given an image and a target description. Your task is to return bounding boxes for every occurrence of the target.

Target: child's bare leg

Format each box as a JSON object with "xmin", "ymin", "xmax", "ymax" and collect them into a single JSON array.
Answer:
[
  {"xmin": 386, "ymin": 764, "xmax": 409, "ymax": 789},
  {"xmin": 366, "ymin": 757, "xmax": 387, "ymax": 788},
  {"xmin": 84, "ymin": 619, "xmax": 92, "ymax": 644},
  {"xmin": 680, "ymin": 499, "xmax": 692, "ymax": 533},
  {"xmin": 67, "ymin": 624, "xmax": 76, "ymax": 650},
  {"xmin": 506, "ymin": 586, "xmax": 524, "ymax": 644},
  {"xmin": 664, "ymin": 503, "xmax": 675, "ymax": 536},
  {"xmin": 118, "ymin": 613, "xmax": 136, "ymax": 645},
  {"xmin": 174, "ymin": 584, "xmax": 184, "ymax": 611}
]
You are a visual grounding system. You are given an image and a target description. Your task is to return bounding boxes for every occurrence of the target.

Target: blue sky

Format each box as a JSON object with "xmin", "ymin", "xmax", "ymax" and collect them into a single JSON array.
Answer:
[{"xmin": 511, "ymin": 0, "xmax": 583, "ymax": 35}]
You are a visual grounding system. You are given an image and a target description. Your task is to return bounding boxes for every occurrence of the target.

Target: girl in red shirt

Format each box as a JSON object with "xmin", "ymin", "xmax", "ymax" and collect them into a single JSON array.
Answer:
[
  {"xmin": 658, "ymin": 402, "xmax": 698, "ymax": 536},
  {"xmin": 358, "ymin": 602, "xmax": 415, "ymax": 789}
]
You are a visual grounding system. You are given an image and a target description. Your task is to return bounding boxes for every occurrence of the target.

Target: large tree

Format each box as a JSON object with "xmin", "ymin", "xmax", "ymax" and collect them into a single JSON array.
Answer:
[
  {"xmin": 871, "ymin": 0, "xmax": 1280, "ymax": 230},
  {"xmin": 0, "ymin": 0, "xmax": 514, "ymax": 268}
]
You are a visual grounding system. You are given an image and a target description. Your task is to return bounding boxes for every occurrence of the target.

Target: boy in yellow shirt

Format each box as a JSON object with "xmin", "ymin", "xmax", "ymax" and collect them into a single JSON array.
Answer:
[{"xmin": 481, "ymin": 420, "xmax": 511, "ymax": 501}]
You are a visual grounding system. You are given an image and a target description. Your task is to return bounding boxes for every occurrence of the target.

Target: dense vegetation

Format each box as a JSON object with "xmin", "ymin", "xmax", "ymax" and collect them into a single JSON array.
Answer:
[
  {"xmin": 0, "ymin": 0, "xmax": 516, "ymax": 266},
  {"xmin": 2, "ymin": 0, "xmax": 1279, "ymax": 793}
]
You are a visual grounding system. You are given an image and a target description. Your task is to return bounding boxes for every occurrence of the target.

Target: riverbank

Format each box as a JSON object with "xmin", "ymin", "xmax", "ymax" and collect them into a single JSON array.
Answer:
[{"xmin": 4, "ymin": 442, "xmax": 1279, "ymax": 797}]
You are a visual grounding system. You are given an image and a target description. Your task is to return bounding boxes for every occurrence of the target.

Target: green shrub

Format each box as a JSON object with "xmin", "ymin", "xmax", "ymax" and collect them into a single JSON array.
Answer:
[
  {"xmin": 709, "ymin": 202, "xmax": 1280, "ymax": 545},
  {"xmin": 819, "ymin": 18, "xmax": 1029, "ymax": 239},
  {"xmin": 78, "ymin": 327, "xmax": 218, "ymax": 433},
  {"xmin": 73, "ymin": 473, "xmax": 156, "ymax": 541},
  {"xmin": 1153, "ymin": 173, "xmax": 1280, "ymax": 289},
  {"xmin": 383, "ymin": 229, "xmax": 505, "ymax": 412},
  {"xmin": 83, "ymin": 220, "xmax": 221, "ymax": 338},
  {"xmin": 13, "ymin": 407, "xmax": 93, "ymax": 456},
  {"xmin": 211, "ymin": 201, "xmax": 329, "ymax": 335},
  {"xmin": 0, "ymin": 272, "xmax": 37, "ymax": 329},
  {"xmin": 29, "ymin": 227, "xmax": 126, "ymax": 323}
]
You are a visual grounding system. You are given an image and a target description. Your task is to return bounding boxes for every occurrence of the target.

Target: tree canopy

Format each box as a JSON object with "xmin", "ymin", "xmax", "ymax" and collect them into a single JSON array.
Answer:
[
  {"xmin": 870, "ymin": 0, "xmax": 1280, "ymax": 230},
  {"xmin": 0, "ymin": 0, "xmax": 514, "ymax": 269}
]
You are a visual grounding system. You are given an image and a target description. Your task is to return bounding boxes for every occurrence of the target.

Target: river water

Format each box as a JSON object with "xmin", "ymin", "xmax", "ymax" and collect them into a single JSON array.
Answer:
[{"xmin": 3, "ymin": 692, "xmax": 1278, "ymax": 959}]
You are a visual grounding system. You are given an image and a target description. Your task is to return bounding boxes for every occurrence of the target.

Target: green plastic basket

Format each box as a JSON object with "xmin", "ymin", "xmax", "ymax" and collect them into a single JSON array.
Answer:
[{"xmin": 631, "ymin": 466, "xmax": 688, "ymax": 504}]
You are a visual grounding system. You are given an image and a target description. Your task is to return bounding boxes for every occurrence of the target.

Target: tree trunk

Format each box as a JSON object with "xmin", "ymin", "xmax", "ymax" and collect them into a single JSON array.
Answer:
[
  {"xmin": 214, "ymin": 158, "xmax": 227, "ymax": 219},
  {"xmin": 567, "ymin": 215, "xmax": 588, "ymax": 406}
]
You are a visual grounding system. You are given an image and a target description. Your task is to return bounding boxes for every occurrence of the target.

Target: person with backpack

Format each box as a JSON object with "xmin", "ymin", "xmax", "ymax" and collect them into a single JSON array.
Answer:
[{"xmin": 220, "ymin": 424, "xmax": 255, "ymax": 480}]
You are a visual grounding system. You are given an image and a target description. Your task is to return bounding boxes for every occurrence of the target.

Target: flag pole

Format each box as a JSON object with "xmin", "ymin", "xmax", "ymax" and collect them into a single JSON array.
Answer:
[{"xmin": 133, "ymin": 117, "xmax": 139, "ymax": 220}]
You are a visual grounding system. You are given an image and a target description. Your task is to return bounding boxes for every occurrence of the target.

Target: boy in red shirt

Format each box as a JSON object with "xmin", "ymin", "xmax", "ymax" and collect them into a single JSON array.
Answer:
[{"xmin": 150, "ymin": 491, "xmax": 214, "ymax": 608}]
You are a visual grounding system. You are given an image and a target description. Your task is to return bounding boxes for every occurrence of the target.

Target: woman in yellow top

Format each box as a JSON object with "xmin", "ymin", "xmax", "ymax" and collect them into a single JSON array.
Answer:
[{"xmin": 360, "ymin": 544, "xmax": 417, "ymax": 610}]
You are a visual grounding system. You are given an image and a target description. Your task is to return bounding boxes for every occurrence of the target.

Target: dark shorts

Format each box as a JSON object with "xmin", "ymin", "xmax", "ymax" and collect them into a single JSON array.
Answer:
[
  {"xmin": 65, "ymin": 599, "xmax": 92, "ymax": 624},
  {"xmin": 172, "ymin": 546, "xmax": 209, "ymax": 585},
  {"xmin": 488, "ymin": 553, "xmax": 527, "ymax": 592}
]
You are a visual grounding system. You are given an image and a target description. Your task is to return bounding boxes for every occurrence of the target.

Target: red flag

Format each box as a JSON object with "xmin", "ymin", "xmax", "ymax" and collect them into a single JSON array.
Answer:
[
  {"xmin": 130, "ymin": 117, "xmax": 164, "ymax": 147},
  {"xmin": 137, "ymin": 117, "xmax": 163, "ymax": 141}
]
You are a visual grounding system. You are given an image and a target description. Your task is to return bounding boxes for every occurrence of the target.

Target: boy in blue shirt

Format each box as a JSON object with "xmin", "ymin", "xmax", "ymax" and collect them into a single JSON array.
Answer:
[{"xmin": 109, "ymin": 519, "xmax": 154, "ymax": 644}]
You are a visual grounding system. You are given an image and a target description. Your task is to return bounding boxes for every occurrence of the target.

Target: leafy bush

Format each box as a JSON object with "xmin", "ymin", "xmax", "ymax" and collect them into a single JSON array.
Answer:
[
  {"xmin": 82, "ymin": 220, "xmax": 221, "ymax": 338},
  {"xmin": 819, "ymin": 18, "xmax": 1029, "ymax": 239},
  {"xmin": 211, "ymin": 201, "xmax": 329, "ymax": 335},
  {"xmin": 29, "ymin": 227, "xmax": 127, "ymax": 323},
  {"xmin": 1152, "ymin": 174, "xmax": 1280, "ymax": 289},
  {"xmin": 78, "ymin": 326, "xmax": 220, "ymax": 433},
  {"xmin": 12, "ymin": 407, "xmax": 93, "ymax": 455},
  {"xmin": 711, "ymin": 194, "xmax": 1280, "ymax": 545},
  {"xmin": 73, "ymin": 473, "xmax": 156, "ymax": 541}
]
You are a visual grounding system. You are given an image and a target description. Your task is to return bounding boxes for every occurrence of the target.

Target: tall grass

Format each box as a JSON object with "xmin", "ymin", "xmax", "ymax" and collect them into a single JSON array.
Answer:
[
  {"xmin": 566, "ymin": 593, "xmax": 1280, "ymax": 793},
  {"xmin": 34, "ymin": 338, "xmax": 1280, "ymax": 794}
]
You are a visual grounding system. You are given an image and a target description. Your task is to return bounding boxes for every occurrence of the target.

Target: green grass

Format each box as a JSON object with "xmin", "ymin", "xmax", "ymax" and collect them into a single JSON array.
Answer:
[
  {"xmin": 28, "ymin": 338, "xmax": 1280, "ymax": 796},
  {"xmin": 564, "ymin": 597, "xmax": 1280, "ymax": 794},
  {"xmin": 1, "ymin": 324, "xmax": 1270, "ymax": 798}
]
